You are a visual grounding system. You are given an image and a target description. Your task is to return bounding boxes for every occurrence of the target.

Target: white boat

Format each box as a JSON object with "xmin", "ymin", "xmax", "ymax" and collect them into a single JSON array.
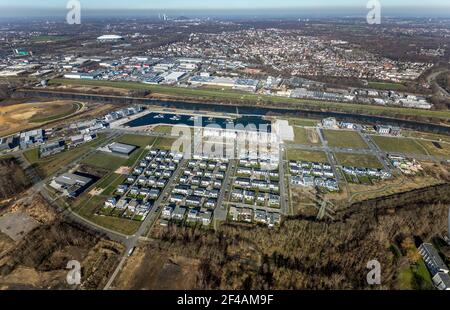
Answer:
[{"xmin": 154, "ymin": 114, "xmax": 164, "ymax": 119}]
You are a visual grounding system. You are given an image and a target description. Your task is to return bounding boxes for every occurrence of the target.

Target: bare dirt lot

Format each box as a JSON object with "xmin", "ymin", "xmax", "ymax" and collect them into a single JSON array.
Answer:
[
  {"xmin": 113, "ymin": 242, "xmax": 200, "ymax": 290},
  {"xmin": 0, "ymin": 100, "xmax": 83, "ymax": 136},
  {"xmin": 0, "ymin": 212, "xmax": 40, "ymax": 241}
]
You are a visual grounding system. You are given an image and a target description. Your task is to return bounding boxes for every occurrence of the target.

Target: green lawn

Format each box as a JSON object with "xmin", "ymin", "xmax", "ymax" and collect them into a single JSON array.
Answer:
[
  {"xmin": 335, "ymin": 153, "xmax": 383, "ymax": 169},
  {"xmin": 49, "ymin": 79, "xmax": 450, "ymax": 122},
  {"xmin": 324, "ymin": 130, "xmax": 368, "ymax": 149},
  {"xmin": 291, "ymin": 127, "xmax": 321, "ymax": 145},
  {"xmin": 116, "ymin": 134, "xmax": 156, "ymax": 148},
  {"xmin": 82, "ymin": 152, "xmax": 127, "ymax": 171},
  {"xmin": 287, "ymin": 150, "xmax": 328, "ymax": 163},
  {"xmin": 372, "ymin": 136, "xmax": 428, "ymax": 155},
  {"xmin": 32, "ymin": 35, "xmax": 68, "ymax": 42}
]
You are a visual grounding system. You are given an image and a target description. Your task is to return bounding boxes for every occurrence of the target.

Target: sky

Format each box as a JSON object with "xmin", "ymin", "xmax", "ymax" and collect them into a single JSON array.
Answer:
[
  {"xmin": 2, "ymin": 0, "xmax": 449, "ymax": 10},
  {"xmin": 0, "ymin": 0, "xmax": 449, "ymax": 18}
]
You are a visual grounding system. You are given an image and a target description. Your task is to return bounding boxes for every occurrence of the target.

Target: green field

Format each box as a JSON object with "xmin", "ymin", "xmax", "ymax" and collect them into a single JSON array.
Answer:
[
  {"xmin": 335, "ymin": 153, "xmax": 383, "ymax": 169},
  {"xmin": 372, "ymin": 136, "xmax": 428, "ymax": 155},
  {"xmin": 153, "ymin": 137, "xmax": 180, "ymax": 151},
  {"xmin": 402, "ymin": 129, "xmax": 450, "ymax": 144},
  {"xmin": 32, "ymin": 35, "xmax": 68, "ymax": 42},
  {"xmin": 25, "ymin": 134, "xmax": 108, "ymax": 178},
  {"xmin": 367, "ymin": 81, "xmax": 407, "ymax": 91},
  {"xmin": 23, "ymin": 148, "xmax": 39, "ymax": 163},
  {"xmin": 49, "ymin": 79, "xmax": 450, "ymax": 122},
  {"xmin": 291, "ymin": 127, "xmax": 321, "ymax": 145},
  {"xmin": 82, "ymin": 152, "xmax": 127, "ymax": 171},
  {"xmin": 287, "ymin": 150, "xmax": 328, "ymax": 163},
  {"xmin": 116, "ymin": 134, "xmax": 156, "ymax": 148},
  {"xmin": 324, "ymin": 130, "xmax": 368, "ymax": 149}
]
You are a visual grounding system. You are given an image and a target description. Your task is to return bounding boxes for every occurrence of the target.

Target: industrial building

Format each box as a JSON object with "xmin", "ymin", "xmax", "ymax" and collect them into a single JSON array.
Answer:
[
  {"xmin": 108, "ymin": 142, "xmax": 137, "ymax": 155},
  {"xmin": 97, "ymin": 35, "xmax": 124, "ymax": 43},
  {"xmin": 40, "ymin": 140, "xmax": 65, "ymax": 158},
  {"xmin": 51, "ymin": 173, "xmax": 93, "ymax": 197}
]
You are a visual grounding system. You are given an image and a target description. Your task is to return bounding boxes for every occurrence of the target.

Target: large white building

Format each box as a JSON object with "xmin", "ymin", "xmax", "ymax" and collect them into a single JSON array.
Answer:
[{"xmin": 97, "ymin": 35, "xmax": 124, "ymax": 43}]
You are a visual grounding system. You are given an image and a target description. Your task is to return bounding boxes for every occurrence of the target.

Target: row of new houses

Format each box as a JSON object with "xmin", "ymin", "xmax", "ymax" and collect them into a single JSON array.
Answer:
[
  {"xmin": 418, "ymin": 243, "xmax": 450, "ymax": 290},
  {"xmin": 231, "ymin": 189, "xmax": 281, "ymax": 207},
  {"xmin": 161, "ymin": 205, "xmax": 213, "ymax": 226},
  {"xmin": 228, "ymin": 206, "xmax": 281, "ymax": 228}
]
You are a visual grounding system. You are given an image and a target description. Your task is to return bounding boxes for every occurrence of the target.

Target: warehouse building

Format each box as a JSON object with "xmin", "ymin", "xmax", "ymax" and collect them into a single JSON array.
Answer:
[
  {"xmin": 97, "ymin": 35, "xmax": 124, "ymax": 43},
  {"xmin": 108, "ymin": 142, "xmax": 137, "ymax": 155},
  {"xmin": 52, "ymin": 172, "xmax": 93, "ymax": 197}
]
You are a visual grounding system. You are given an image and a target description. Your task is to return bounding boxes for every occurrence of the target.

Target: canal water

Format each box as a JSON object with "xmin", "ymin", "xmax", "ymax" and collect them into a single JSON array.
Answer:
[{"xmin": 125, "ymin": 112, "xmax": 272, "ymax": 131}]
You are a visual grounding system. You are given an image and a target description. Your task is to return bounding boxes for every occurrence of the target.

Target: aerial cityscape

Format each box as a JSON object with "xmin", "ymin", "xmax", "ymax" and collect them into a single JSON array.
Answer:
[{"xmin": 0, "ymin": 0, "xmax": 450, "ymax": 299}]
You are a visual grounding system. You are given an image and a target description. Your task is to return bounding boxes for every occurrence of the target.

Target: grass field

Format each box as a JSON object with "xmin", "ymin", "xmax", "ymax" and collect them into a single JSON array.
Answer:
[
  {"xmin": 291, "ymin": 127, "xmax": 321, "ymax": 145},
  {"xmin": 335, "ymin": 153, "xmax": 383, "ymax": 169},
  {"xmin": 82, "ymin": 152, "xmax": 127, "ymax": 171},
  {"xmin": 25, "ymin": 134, "xmax": 108, "ymax": 178},
  {"xmin": 287, "ymin": 150, "xmax": 328, "ymax": 163},
  {"xmin": 152, "ymin": 125, "xmax": 175, "ymax": 134},
  {"xmin": 153, "ymin": 137, "xmax": 179, "ymax": 151},
  {"xmin": 372, "ymin": 136, "xmax": 428, "ymax": 155},
  {"xmin": 116, "ymin": 134, "xmax": 156, "ymax": 148},
  {"xmin": 23, "ymin": 148, "xmax": 39, "ymax": 163},
  {"xmin": 32, "ymin": 35, "xmax": 68, "ymax": 42},
  {"xmin": 49, "ymin": 79, "xmax": 450, "ymax": 122},
  {"xmin": 367, "ymin": 81, "xmax": 407, "ymax": 91},
  {"xmin": 288, "ymin": 117, "xmax": 320, "ymax": 127},
  {"xmin": 324, "ymin": 130, "xmax": 368, "ymax": 149},
  {"xmin": 402, "ymin": 130, "xmax": 450, "ymax": 144}
]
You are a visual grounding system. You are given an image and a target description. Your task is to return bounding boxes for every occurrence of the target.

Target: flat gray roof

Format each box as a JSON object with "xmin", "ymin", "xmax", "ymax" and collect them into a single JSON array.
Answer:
[{"xmin": 55, "ymin": 173, "xmax": 92, "ymax": 186}]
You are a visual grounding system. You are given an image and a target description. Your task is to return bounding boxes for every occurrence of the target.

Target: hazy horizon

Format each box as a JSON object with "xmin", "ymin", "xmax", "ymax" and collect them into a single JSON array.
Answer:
[{"xmin": 0, "ymin": 6, "xmax": 450, "ymax": 19}]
